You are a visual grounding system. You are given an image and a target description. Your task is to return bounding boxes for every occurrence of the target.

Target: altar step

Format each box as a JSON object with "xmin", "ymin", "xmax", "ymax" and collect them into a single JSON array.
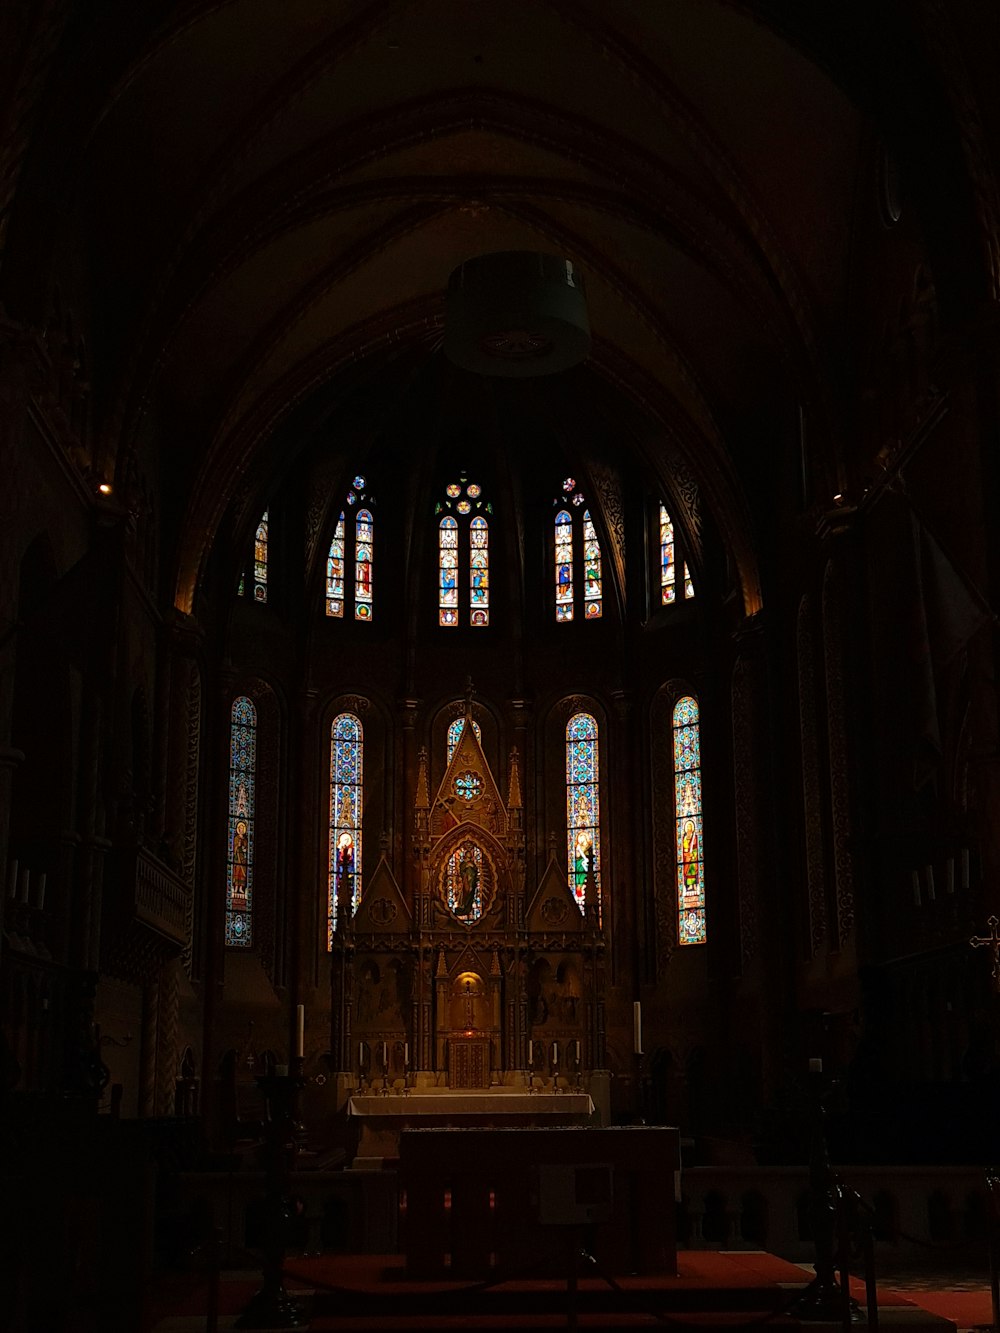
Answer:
[{"xmin": 147, "ymin": 1250, "xmax": 965, "ymax": 1331}]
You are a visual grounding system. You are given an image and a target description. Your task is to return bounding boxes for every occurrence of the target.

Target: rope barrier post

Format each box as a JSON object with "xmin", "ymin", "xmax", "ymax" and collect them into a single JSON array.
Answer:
[{"xmin": 986, "ymin": 1168, "xmax": 1000, "ymax": 1333}]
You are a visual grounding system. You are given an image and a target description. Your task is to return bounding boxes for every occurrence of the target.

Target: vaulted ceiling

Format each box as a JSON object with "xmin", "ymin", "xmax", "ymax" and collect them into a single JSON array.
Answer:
[{"xmin": 2, "ymin": 0, "xmax": 995, "ymax": 615}]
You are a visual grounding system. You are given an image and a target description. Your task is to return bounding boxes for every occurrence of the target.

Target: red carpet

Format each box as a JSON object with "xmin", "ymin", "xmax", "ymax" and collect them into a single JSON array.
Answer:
[{"xmin": 146, "ymin": 1250, "xmax": 985, "ymax": 1330}]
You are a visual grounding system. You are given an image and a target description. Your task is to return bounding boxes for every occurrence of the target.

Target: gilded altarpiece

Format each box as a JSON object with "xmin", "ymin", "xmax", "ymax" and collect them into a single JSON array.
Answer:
[{"xmin": 330, "ymin": 709, "xmax": 605, "ymax": 1086}]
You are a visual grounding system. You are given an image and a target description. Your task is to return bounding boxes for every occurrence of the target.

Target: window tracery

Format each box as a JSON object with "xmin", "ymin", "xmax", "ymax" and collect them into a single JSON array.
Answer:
[
  {"xmin": 554, "ymin": 479, "xmax": 602, "ymax": 622},
  {"xmin": 326, "ymin": 477, "xmax": 375, "ymax": 621},
  {"xmin": 435, "ymin": 476, "xmax": 492, "ymax": 626}
]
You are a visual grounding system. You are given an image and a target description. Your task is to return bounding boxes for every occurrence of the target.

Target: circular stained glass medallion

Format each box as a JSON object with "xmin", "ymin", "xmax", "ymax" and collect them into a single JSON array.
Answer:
[
  {"xmin": 454, "ymin": 771, "xmax": 482, "ymax": 801},
  {"xmin": 466, "ymin": 483, "xmax": 482, "ymax": 498},
  {"xmin": 353, "ymin": 475, "xmax": 366, "ymax": 490},
  {"xmin": 446, "ymin": 483, "xmax": 462, "ymax": 498},
  {"xmin": 457, "ymin": 500, "xmax": 472, "ymax": 514},
  {"xmin": 562, "ymin": 477, "xmax": 575, "ymax": 493}
]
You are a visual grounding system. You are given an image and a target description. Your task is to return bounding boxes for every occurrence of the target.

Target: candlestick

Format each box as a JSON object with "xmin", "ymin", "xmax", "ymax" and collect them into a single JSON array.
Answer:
[
  {"xmin": 633, "ymin": 1000, "xmax": 643, "ymax": 1055},
  {"xmin": 552, "ymin": 1041, "xmax": 559, "ymax": 1065},
  {"xmin": 295, "ymin": 1004, "xmax": 304, "ymax": 1058}
]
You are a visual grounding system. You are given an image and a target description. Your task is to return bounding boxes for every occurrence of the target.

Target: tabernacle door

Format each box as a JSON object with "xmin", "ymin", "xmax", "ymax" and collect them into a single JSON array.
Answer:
[{"xmin": 449, "ymin": 1037, "xmax": 491, "ymax": 1088}]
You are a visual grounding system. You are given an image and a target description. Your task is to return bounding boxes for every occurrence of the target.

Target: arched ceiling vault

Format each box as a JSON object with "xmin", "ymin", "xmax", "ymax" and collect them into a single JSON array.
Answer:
[{"xmin": 1, "ymin": 0, "xmax": 991, "ymax": 627}]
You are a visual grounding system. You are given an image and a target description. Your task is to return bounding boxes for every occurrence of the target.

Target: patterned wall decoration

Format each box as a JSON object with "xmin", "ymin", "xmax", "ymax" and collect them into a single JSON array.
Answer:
[
  {"xmin": 796, "ymin": 595, "xmax": 827, "ymax": 956},
  {"xmin": 823, "ymin": 561, "xmax": 855, "ymax": 946}
]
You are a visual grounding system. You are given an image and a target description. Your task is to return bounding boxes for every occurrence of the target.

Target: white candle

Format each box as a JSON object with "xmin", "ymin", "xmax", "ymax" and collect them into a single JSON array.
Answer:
[
  {"xmin": 945, "ymin": 857, "xmax": 955, "ymax": 896},
  {"xmin": 912, "ymin": 871, "xmax": 922, "ymax": 907},
  {"xmin": 34, "ymin": 873, "xmax": 46, "ymax": 910},
  {"xmin": 808, "ymin": 1057, "xmax": 823, "ymax": 1074},
  {"xmin": 6, "ymin": 859, "xmax": 17, "ymax": 899},
  {"xmin": 528, "ymin": 1039, "xmax": 533, "ymax": 1064},
  {"xmin": 359, "ymin": 1041, "xmax": 365, "ymax": 1066},
  {"xmin": 924, "ymin": 865, "xmax": 935, "ymax": 902},
  {"xmin": 295, "ymin": 1004, "xmax": 305, "ymax": 1058},
  {"xmin": 404, "ymin": 1042, "xmax": 409, "ymax": 1066},
  {"xmin": 552, "ymin": 1041, "xmax": 559, "ymax": 1064},
  {"xmin": 961, "ymin": 848, "xmax": 970, "ymax": 890},
  {"xmin": 633, "ymin": 1001, "xmax": 643, "ymax": 1055},
  {"xmin": 575, "ymin": 1040, "xmax": 581, "ymax": 1065},
  {"xmin": 382, "ymin": 1041, "xmax": 388, "ymax": 1068}
]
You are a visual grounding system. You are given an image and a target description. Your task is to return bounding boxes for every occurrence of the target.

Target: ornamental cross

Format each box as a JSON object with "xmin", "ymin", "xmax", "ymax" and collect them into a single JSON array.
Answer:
[{"xmin": 971, "ymin": 915, "xmax": 1000, "ymax": 991}]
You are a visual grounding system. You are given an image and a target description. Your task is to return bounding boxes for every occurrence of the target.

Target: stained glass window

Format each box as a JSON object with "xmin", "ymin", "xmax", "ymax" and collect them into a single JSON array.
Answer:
[
  {"xmin": 439, "ymin": 517, "xmax": 459, "ymax": 626},
  {"xmin": 566, "ymin": 712, "xmax": 600, "ymax": 912},
  {"xmin": 674, "ymin": 695, "xmax": 706, "ymax": 944},
  {"xmin": 470, "ymin": 517, "xmax": 489, "ymax": 627},
  {"xmin": 329, "ymin": 713, "xmax": 363, "ymax": 946},
  {"xmin": 660, "ymin": 504, "xmax": 676, "ymax": 605},
  {"xmin": 355, "ymin": 509, "xmax": 373, "ymax": 621},
  {"xmin": 684, "ymin": 561, "xmax": 695, "ymax": 600},
  {"xmin": 445, "ymin": 841, "xmax": 484, "ymax": 921},
  {"xmin": 447, "ymin": 716, "xmax": 482, "ymax": 765},
  {"xmin": 253, "ymin": 511, "xmax": 268, "ymax": 602},
  {"xmin": 326, "ymin": 513, "xmax": 345, "ymax": 617},
  {"xmin": 226, "ymin": 696, "xmax": 256, "ymax": 947},
  {"xmin": 583, "ymin": 510, "xmax": 602, "ymax": 619},
  {"xmin": 555, "ymin": 511, "xmax": 574, "ymax": 622}
]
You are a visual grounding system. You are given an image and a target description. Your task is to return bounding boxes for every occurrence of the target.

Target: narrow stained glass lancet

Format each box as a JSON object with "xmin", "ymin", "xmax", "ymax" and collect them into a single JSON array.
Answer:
[
  {"xmin": 674, "ymin": 695, "xmax": 706, "ymax": 944},
  {"xmin": 447, "ymin": 716, "xmax": 482, "ymax": 766},
  {"xmin": 583, "ymin": 510, "xmax": 602, "ymax": 619},
  {"xmin": 566, "ymin": 711, "xmax": 600, "ymax": 912},
  {"xmin": 355, "ymin": 509, "xmax": 373, "ymax": 621},
  {"xmin": 326, "ymin": 513, "xmax": 345, "ymax": 617},
  {"xmin": 684, "ymin": 562, "xmax": 695, "ymax": 600},
  {"xmin": 253, "ymin": 510, "xmax": 268, "ymax": 602},
  {"xmin": 555, "ymin": 510, "xmax": 574, "ymax": 622},
  {"xmin": 226, "ymin": 696, "xmax": 256, "ymax": 947},
  {"xmin": 439, "ymin": 517, "xmax": 459, "ymax": 626},
  {"xmin": 660, "ymin": 504, "xmax": 676, "ymax": 605},
  {"xmin": 329, "ymin": 713, "xmax": 363, "ymax": 946},
  {"xmin": 470, "ymin": 517, "xmax": 489, "ymax": 627}
]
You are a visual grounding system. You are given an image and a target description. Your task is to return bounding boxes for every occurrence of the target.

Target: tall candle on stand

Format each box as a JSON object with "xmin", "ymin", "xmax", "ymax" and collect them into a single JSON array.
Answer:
[
  {"xmin": 633, "ymin": 1001, "xmax": 643, "ymax": 1055},
  {"xmin": 295, "ymin": 1004, "xmax": 304, "ymax": 1058},
  {"xmin": 552, "ymin": 1041, "xmax": 559, "ymax": 1066}
]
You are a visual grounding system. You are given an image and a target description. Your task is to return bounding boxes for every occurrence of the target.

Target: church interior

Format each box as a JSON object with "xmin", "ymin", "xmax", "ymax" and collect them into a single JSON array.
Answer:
[{"xmin": 3, "ymin": 1, "xmax": 1000, "ymax": 1329}]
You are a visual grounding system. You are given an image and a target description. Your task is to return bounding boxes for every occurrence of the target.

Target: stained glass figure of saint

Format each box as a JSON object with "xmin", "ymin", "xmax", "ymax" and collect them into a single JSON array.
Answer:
[
  {"xmin": 439, "ymin": 517, "xmax": 459, "ymax": 626},
  {"xmin": 470, "ymin": 517, "xmax": 489, "ymax": 627},
  {"xmin": 226, "ymin": 696, "xmax": 256, "ymax": 946},
  {"xmin": 253, "ymin": 511, "xmax": 268, "ymax": 602},
  {"xmin": 583, "ymin": 509, "xmax": 602, "ymax": 618},
  {"xmin": 555, "ymin": 510, "xmax": 574, "ymax": 622},
  {"xmin": 329, "ymin": 712, "xmax": 363, "ymax": 945},
  {"xmin": 565, "ymin": 711, "xmax": 600, "ymax": 911},
  {"xmin": 326, "ymin": 513, "xmax": 345, "ymax": 616},
  {"xmin": 673, "ymin": 695, "xmax": 706, "ymax": 944},
  {"xmin": 660, "ymin": 503, "xmax": 676, "ymax": 605},
  {"xmin": 355, "ymin": 509, "xmax": 373, "ymax": 620},
  {"xmin": 446, "ymin": 841, "xmax": 484, "ymax": 921}
]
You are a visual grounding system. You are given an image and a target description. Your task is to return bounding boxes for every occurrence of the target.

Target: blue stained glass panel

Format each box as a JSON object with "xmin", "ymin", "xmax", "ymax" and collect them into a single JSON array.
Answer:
[
  {"xmin": 673, "ymin": 695, "xmax": 706, "ymax": 945},
  {"xmin": 226, "ymin": 696, "xmax": 256, "ymax": 947},
  {"xmin": 326, "ymin": 513, "xmax": 345, "ymax": 617},
  {"xmin": 355, "ymin": 509, "xmax": 373, "ymax": 621},
  {"xmin": 328, "ymin": 713, "xmax": 363, "ymax": 946},
  {"xmin": 555, "ymin": 510, "xmax": 574, "ymax": 622},
  {"xmin": 447, "ymin": 717, "xmax": 482, "ymax": 766},
  {"xmin": 565, "ymin": 712, "xmax": 600, "ymax": 912}
]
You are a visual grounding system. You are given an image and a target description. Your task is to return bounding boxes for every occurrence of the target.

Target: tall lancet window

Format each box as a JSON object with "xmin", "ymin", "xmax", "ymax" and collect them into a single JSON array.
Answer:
[
  {"xmin": 435, "ymin": 477, "xmax": 493, "ymax": 627},
  {"xmin": 566, "ymin": 711, "xmax": 601, "ymax": 911},
  {"xmin": 659, "ymin": 502, "xmax": 695, "ymax": 607},
  {"xmin": 673, "ymin": 695, "xmax": 706, "ymax": 944},
  {"xmin": 447, "ymin": 716, "xmax": 482, "ymax": 765},
  {"xmin": 553, "ymin": 478, "xmax": 602, "ymax": 622},
  {"xmin": 238, "ymin": 509, "xmax": 270, "ymax": 599},
  {"xmin": 328, "ymin": 712, "xmax": 363, "ymax": 946},
  {"xmin": 326, "ymin": 514, "xmax": 345, "ymax": 616},
  {"xmin": 325, "ymin": 476, "xmax": 375, "ymax": 621},
  {"xmin": 226, "ymin": 696, "xmax": 256, "ymax": 947}
]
